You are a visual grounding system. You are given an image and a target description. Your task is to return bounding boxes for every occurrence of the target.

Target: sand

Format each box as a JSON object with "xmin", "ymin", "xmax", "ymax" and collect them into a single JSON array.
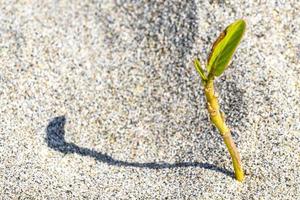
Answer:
[{"xmin": 0, "ymin": 0, "xmax": 299, "ymax": 199}]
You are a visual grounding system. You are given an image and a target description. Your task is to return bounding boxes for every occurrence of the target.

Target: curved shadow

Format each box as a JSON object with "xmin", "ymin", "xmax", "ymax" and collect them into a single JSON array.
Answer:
[{"xmin": 45, "ymin": 116, "xmax": 233, "ymax": 177}]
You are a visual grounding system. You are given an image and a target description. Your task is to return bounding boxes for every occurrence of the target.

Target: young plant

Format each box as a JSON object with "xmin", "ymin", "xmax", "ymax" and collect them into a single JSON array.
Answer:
[{"xmin": 194, "ymin": 19, "xmax": 246, "ymax": 182}]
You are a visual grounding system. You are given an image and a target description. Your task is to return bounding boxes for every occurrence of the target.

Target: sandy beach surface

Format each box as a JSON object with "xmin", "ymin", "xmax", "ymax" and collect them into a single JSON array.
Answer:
[{"xmin": 0, "ymin": 0, "xmax": 299, "ymax": 199}]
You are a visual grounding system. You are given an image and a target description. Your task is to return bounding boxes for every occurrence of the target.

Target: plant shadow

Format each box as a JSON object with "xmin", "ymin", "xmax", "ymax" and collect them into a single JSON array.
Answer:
[{"xmin": 45, "ymin": 116, "xmax": 233, "ymax": 177}]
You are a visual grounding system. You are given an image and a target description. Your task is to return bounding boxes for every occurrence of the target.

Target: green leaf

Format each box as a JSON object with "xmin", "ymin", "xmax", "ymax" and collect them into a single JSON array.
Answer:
[
  {"xmin": 194, "ymin": 58, "xmax": 207, "ymax": 81},
  {"xmin": 207, "ymin": 19, "xmax": 246, "ymax": 77}
]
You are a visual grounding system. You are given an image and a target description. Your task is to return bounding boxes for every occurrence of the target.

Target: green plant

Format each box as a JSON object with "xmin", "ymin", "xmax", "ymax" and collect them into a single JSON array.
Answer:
[{"xmin": 193, "ymin": 19, "xmax": 246, "ymax": 182}]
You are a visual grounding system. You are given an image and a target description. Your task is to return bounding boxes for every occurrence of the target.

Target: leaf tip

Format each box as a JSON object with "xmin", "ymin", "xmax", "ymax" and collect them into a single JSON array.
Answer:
[{"xmin": 193, "ymin": 58, "xmax": 207, "ymax": 81}]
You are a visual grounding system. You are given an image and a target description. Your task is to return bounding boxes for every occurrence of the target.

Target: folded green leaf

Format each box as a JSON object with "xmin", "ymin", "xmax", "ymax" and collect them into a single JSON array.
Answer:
[
  {"xmin": 207, "ymin": 19, "xmax": 246, "ymax": 77},
  {"xmin": 194, "ymin": 58, "xmax": 207, "ymax": 81}
]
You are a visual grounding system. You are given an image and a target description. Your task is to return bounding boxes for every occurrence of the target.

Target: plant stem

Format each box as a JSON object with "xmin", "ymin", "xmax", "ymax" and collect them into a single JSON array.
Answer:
[{"xmin": 204, "ymin": 79, "xmax": 245, "ymax": 182}]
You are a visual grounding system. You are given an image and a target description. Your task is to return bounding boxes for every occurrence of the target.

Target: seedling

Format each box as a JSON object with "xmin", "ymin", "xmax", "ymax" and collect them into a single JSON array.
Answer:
[{"xmin": 194, "ymin": 19, "xmax": 246, "ymax": 182}]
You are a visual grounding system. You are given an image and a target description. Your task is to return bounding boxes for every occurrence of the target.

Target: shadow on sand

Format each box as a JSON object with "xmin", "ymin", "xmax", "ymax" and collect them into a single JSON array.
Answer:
[{"xmin": 45, "ymin": 116, "xmax": 233, "ymax": 177}]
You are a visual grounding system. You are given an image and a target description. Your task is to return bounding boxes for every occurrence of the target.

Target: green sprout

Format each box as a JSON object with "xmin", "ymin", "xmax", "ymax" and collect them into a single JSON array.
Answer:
[{"xmin": 194, "ymin": 19, "xmax": 246, "ymax": 182}]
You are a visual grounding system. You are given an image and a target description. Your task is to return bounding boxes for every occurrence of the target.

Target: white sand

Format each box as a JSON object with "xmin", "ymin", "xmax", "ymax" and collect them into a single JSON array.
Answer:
[{"xmin": 0, "ymin": 0, "xmax": 299, "ymax": 199}]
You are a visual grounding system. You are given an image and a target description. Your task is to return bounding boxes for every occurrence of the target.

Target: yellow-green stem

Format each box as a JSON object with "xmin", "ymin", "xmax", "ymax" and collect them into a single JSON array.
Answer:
[{"xmin": 204, "ymin": 79, "xmax": 245, "ymax": 182}]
